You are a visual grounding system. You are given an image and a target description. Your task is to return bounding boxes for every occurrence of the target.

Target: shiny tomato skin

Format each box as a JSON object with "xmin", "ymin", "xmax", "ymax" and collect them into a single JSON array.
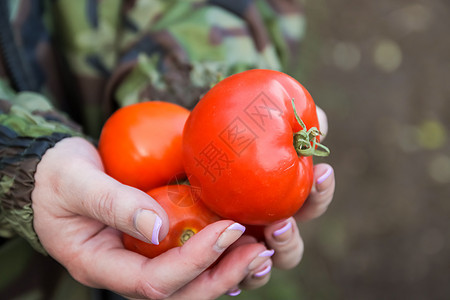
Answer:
[
  {"xmin": 182, "ymin": 69, "xmax": 319, "ymax": 225},
  {"xmin": 98, "ymin": 101, "xmax": 189, "ymax": 192},
  {"xmin": 123, "ymin": 185, "xmax": 220, "ymax": 258}
]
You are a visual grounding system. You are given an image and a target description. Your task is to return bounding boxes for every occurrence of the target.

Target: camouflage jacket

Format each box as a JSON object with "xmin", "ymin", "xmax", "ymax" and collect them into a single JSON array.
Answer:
[{"xmin": 0, "ymin": 0, "xmax": 305, "ymax": 298}]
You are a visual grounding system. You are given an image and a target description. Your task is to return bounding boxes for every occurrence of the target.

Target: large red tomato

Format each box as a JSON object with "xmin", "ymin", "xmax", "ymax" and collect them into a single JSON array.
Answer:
[
  {"xmin": 123, "ymin": 185, "xmax": 220, "ymax": 258},
  {"xmin": 98, "ymin": 101, "xmax": 189, "ymax": 191},
  {"xmin": 182, "ymin": 69, "xmax": 328, "ymax": 225}
]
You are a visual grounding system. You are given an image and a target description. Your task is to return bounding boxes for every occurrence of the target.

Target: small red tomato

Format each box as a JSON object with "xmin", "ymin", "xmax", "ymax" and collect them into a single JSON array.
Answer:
[
  {"xmin": 123, "ymin": 185, "xmax": 220, "ymax": 258},
  {"xmin": 98, "ymin": 101, "xmax": 189, "ymax": 191},
  {"xmin": 183, "ymin": 69, "xmax": 329, "ymax": 225}
]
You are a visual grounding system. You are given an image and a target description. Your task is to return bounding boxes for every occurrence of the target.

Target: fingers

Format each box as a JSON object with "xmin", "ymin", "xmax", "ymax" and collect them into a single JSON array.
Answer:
[
  {"xmin": 238, "ymin": 249, "xmax": 274, "ymax": 291},
  {"xmin": 238, "ymin": 164, "xmax": 335, "ymax": 274},
  {"xmin": 172, "ymin": 238, "xmax": 273, "ymax": 299},
  {"xmin": 66, "ymin": 220, "xmax": 247, "ymax": 299},
  {"xmin": 263, "ymin": 217, "xmax": 304, "ymax": 270},
  {"xmin": 222, "ymin": 235, "xmax": 275, "ymax": 292},
  {"xmin": 296, "ymin": 163, "xmax": 335, "ymax": 222},
  {"xmin": 71, "ymin": 170, "xmax": 170, "ymax": 244},
  {"xmin": 316, "ymin": 105, "xmax": 328, "ymax": 139},
  {"xmin": 33, "ymin": 137, "xmax": 169, "ymax": 244},
  {"xmin": 149, "ymin": 221, "xmax": 246, "ymax": 290}
]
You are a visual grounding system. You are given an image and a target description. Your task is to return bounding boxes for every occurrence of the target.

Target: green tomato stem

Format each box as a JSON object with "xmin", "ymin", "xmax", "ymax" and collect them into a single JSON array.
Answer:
[{"xmin": 291, "ymin": 98, "xmax": 330, "ymax": 157}]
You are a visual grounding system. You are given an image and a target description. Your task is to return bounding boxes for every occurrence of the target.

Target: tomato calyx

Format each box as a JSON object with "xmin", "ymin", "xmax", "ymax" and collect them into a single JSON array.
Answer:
[
  {"xmin": 292, "ymin": 99, "xmax": 330, "ymax": 157},
  {"xmin": 180, "ymin": 228, "xmax": 196, "ymax": 245}
]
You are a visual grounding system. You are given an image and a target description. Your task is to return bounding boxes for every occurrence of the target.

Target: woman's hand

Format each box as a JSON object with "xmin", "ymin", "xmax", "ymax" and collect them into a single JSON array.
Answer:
[
  {"xmin": 32, "ymin": 105, "xmax": 334, "ymax": 299},
  {"xmin": 32, "ymin": 137, "xmax": 274, "ymax": 299},
  {"xmin": 237, "ymin": 106, "xmax": 335, "ymax": 291}
]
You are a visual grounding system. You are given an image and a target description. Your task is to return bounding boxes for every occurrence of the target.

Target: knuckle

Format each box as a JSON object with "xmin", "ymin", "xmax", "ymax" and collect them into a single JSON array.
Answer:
[
  {"xmin": 65, "ymin": 256, "xmax": 94, "ymax": 288},
  {"xmin": 135, "ymin": 279, "xmax": 172, "ymax": 300},
  {"xmin": 189, "ymin": 258, "xmax": 212, "ymax": 272},
  {"xmin": 274, "ymin": 240, "xmax": 304, "ymax": 270},
  {"xmin": 79, "ymin": 184, "xmax": 118, "ymax": 228},
  {"xmin": 178, "ymin": 247, "xmax": 212, "ymax": 271},
  {"xmin": 216, "ymin": 272, "xmax": 240, "ymax": 290},
  {"xmin": 92, "ymin": 188, "xmax": 117, "ymax": 227}
]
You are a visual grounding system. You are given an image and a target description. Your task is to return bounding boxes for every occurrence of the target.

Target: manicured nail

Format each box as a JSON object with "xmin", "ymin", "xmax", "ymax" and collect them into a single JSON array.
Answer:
[
  {"xmin": 133, "ymin": 209, "xmax": 162, "ymax": 245},
  {"xmin": 227, "ymin": 288, "xmax": 241, "ymax": 296},
  {"xmin": 253, "ymin": 264, "xmax": 272, "ymax": 278},
  {"xmin": 317, "ymin": 166, "xmax": 333, "ymax": 185},
  {"xmin": 273, "ymin": 221, "xmax": 292, "ymax": 237},
  {"xmin": 248, "ymin": 249, "xmax": 274, "ymax": 270},
  {"xmin": 316, "ymin": 106, "xmax": 328, "ymax": 138},
  {"xmin": 273, "ymin": 221, "xmax": 292, "ymax": 242},
  {"xmin": 259, "ymin": 249, "xmax": 275, "ymax": 257},
  {"xmin": 214, "ymin": 223, "xmax": 246, "ymax": 252}
]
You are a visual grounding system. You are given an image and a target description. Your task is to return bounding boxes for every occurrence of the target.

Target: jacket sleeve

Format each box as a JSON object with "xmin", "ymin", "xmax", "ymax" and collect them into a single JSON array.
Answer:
[
  {"xmin": 0, "ymin": 80, "xmax": 83, "ymax": 254},
  {"xmin": 103, "ymin": 0, "xmax": 307, "ymax": 110}
]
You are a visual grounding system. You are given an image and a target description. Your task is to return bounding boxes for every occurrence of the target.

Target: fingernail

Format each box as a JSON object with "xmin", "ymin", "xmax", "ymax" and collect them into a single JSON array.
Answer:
[
  {"xmin": 316, "ymin": 106, "xmax": 328, "ymax": 138},
  {"xmin": 248, "ymin": 249, "xmax": 274, "ymax": 270},
  {"xmin": 214, "ymin": 223, "xmax": 246, "ymax": 252},
  {"xmin": 253, "ymin": 264, "xmax": 272, "ymax": 278},
  {"xmin": 133, "ymin": 209, "xmax": 162, "ymax": 245},
  {"xmin": 273, "ymin": 221, "xmax": 292, "ymax": 242},
  {"xmin": 317, "ymin": 166, "xmax": 333, "ymax": 185},
  {"xmin": 227, "ymin": 288, "xmax": 241, "ymax": 296}
]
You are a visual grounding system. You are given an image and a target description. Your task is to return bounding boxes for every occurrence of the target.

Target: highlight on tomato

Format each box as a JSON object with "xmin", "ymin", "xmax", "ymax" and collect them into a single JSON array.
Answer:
[
  {"xmin": 123, "ymin": 184, "xmax": 220, "ymax": 258},
  {"xmin": 182, "ymin": 69, "xmax": 330, "ymax": 225},
  {"xmin": 98, "ymin": 101, "xmax": 189, "ymax": 192}
]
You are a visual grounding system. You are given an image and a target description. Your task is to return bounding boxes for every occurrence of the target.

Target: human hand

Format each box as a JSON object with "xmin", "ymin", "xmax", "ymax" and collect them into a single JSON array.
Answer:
[
  {"xmin": 225, "ymin": 161, "xmax": 335, "ymax": 294},
  {"xmin": 32, "ymin": 137, "xmax": 275, "ymax": 299},
  {"xmin": 235, "ymin": 106, "xmax": 335, "ymax": 291}
]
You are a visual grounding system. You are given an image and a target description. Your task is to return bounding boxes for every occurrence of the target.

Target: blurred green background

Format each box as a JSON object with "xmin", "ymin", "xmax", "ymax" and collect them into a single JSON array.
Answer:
[{"xmin": 221, "ymin": 0, "xmax": 450, "ymax": 299}]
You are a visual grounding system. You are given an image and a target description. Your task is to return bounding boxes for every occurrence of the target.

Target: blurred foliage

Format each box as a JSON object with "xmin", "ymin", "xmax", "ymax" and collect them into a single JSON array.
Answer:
[{"xmin": 226, "ymin": 0, "xmax": 450, "ymax": 299}]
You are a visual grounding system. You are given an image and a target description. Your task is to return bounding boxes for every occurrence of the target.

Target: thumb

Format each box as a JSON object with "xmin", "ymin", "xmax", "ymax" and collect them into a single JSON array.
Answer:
[
  {"xmin": 34, "ymin": 137, "xmax": 169, "ymax": 244},
  {"xmin": 72, "ymin": 171, "xmax": 169, "ymax": 245}
]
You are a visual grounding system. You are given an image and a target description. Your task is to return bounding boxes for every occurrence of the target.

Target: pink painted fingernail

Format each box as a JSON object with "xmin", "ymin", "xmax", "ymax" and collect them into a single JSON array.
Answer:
[
  {"xmin": 151, "ymin": 215, "xmax": 163, "ymax": 245},
  {"xmin": 317, "ymin": 166, "xmax": 333, "ymax": 185},
  {"xmin": 254, "ymin": 264, "xmax": 272, "ymax": 278},
  {"xmin": 227, "ymin": 288, "xmax": 241, "ymax": 296},
  {"xmin": 215, "ymin": 223, "xmax": 246, "ymax": 252},
  {"xmin": 259, "ymin": 249, "xmax": 275, "ymax": 257},
  {"xmin": 273, "ymin": 221, "xmax": 292, "ymax": 237},
  {"xmin": 133, "ymin": 209, "xmax": 162, "ymax": 245},
  {"xmin": 248, "ymin": 249, "xmax": 275, "ymax": 270}
]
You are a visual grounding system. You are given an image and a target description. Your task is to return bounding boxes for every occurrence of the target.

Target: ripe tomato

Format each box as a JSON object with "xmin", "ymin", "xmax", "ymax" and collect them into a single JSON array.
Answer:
[
  {"xmin": 182, "ymin": 69, "xmax": 329, "ymax": 225},
  {"xmin": 98, "ymin": 101, "xmax": 189, "ymax": 192},
  {"xmin": 123, "ymin": 184, "xmax": 220, "ymax": 258}
]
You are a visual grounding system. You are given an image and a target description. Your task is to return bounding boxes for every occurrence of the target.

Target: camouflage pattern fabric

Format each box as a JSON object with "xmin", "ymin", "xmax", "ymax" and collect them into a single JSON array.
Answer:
[{"xmin": 0, "ymin": 0, "xmax": 305, "ymax": 298}]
